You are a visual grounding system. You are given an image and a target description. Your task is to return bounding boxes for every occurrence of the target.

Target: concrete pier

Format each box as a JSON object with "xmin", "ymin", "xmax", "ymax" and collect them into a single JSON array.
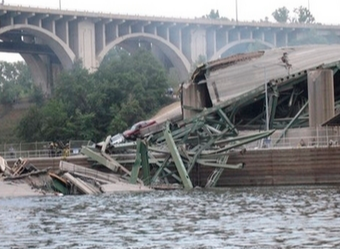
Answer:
[{"xmin": 308, "ymin": 69, "xmax": 335, "ymax": 127}]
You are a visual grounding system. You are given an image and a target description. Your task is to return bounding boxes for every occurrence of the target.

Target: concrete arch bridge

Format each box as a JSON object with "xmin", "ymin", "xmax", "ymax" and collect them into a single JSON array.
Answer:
[{"xmin": 1, "ymin": 5, "xmax": 339, "ymax": 93}]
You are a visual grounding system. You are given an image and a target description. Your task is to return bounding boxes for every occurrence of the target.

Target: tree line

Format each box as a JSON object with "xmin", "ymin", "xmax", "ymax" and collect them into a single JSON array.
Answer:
[
  {"xmin": 1, "ymin": 49, "xmax": 174, "ymax": 143},
  {"xmin": 203, "ymin": 6, "xmax": 316, "ymax": 24},
  {"xmin": 272, "ymin": 6, "xmax": 315, "ymax": 24}
]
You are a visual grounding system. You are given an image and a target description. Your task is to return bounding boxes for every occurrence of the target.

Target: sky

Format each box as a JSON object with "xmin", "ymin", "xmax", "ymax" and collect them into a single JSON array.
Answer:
[{"xmin": 1, "ymin": 0, "xmax": 340, "ymax": 62}]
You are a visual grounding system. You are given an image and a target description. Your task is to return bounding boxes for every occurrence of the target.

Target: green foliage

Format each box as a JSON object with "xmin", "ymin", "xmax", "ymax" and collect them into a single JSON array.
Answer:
[
  {"xmin": 94, "ymin": 48, "xmax": 172, "ymax": 137},
  {"xmin": 0, "ymin": 61, "xmax": 22, "ymax": 105},
  {"xmin": 63, "ymin": 109, "xmax": 96, "ymax": 140},
  {"xmin": 30, "ymin": 85, "xmax": 45, "ymax": 106},
  {"xmin": 272, "ymin": 7, "xmax": 290, "ymax": 23},
  {"xmin": 293, "ymin": 6, "xmax": 315, "ymax": 24},
  {"xmin": 201, "ymin": 9, "xmax": 229, "ymax": 20},
  {"xmin": 0, "ymin": 82, "xmax": 19, "ymax": 106},
  {"xmin": 272, "ymin": 6, "xmax": 315, "ymax": 24},
  {"xmin": 54, "ymin": 61, "xmax": 94, "ymax": 114},
  {"xmin": 14, "ymin": 61, "xmax": 33, "ymax": 95},
  {"xmin": 100, "ymin": 47, "xmax": 124, "ymax": 65},
  {"xmin": 0, "ymin": 60, "xmax": 44, "ymax": 106},
  {"xmin": 40, "ymin": 99, "xmax": 69, "ymax": 141},
  {"xmin": 17, "ymin": 48, "xmax": 175, "ymax": 142},
  {"xmin": 205, "ymin": 9, "xmax": 220, "ymax": 19},
  {"xmin": 16, "ymin": 106, "xmax": 43, "ymax": 141}
]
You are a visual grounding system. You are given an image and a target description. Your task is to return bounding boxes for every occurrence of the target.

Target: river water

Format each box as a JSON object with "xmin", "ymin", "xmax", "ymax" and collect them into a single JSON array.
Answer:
[{"xmin": 1, "ymin": 186, "xmax": 340, "ymax": 248}]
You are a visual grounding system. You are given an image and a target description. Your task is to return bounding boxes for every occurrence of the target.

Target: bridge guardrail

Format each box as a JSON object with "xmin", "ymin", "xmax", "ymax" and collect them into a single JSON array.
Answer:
[
  {"xmin": 2, "ymin": 127, "xmax": 340, "ymax": 159},
  {"xmin": 244, "ymin": 127, "xmax": 340, "ymax": 149},
  {"xmin": 0, "ymin": 140, "xmax": 91, "ymax": 159}
]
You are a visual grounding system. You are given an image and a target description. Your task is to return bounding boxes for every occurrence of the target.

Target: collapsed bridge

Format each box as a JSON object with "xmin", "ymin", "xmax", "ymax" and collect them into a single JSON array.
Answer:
[
  {"xmin": 4, "ymin": 45, "xmax": 340, "ymax": 189},
  {"xmin": 4, "ymin": 44, "xmax": 340, "ymax": 192},
  {"xmin": 77, "ymin": 44, "xmax": 340, "ymax": 189}
]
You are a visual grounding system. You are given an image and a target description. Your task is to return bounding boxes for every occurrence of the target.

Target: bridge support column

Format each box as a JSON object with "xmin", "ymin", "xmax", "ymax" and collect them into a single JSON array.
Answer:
[
  {"xmin": 23, "ymin": 54, "xmax": 63, "ymax": 95},
  {"xmin": 70, "ymin": 20, "xmax": 96, "ymax": 71},
  {"xmin": 191, "ymin": 29, "xmax": 207, "ymax": 62},
  {"xmin": 308, "ymin": 69, "xmax": 334, "ymax": 127}
]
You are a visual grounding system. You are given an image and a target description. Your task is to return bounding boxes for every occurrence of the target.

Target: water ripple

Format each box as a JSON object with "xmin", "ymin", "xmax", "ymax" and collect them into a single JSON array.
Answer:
[{"xmin": 1, "ymin": 186, "xmax": 340, "ymax": 248}]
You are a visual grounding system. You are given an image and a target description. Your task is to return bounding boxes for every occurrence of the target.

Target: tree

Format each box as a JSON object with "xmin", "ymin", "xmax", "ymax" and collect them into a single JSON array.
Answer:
[
  {"xmin": 0, "ymin": 81, "xmax": 19, "ymax": 106},
  {"xmin": 293, "ymin": 6, "xmax": 315, "ymax": 23},
  {"xmin": 17, "ymin": 48, "xmax": 175, "ymax": 142},
  {"xmin": 14, "ymin": 61, "xmax": 33, "ymax": 95},
  {"xmin": 204, "ymin": 9, "xmax": 220, "ymax": 19},
  {"xmin": 272, "ymin": 7, "xmax": 290, "ymax": 23},
  {"xmin": 31, "ymin": 85, "xmax": 45, "ymax": 106},
  {"xmin": 40, "ymin": 99, "xmax": 69, "ymax": 141},
  {"xmin": 272, "ymin": 6, "xmax": 315, "ymax": 24},
  {"xmin": 0, "ymin": 61, "xmax": 43, "ymax": 106},
  {"xmin": 0, "ymin": 61, "xmax": 21, "ymax": 105},
  {"xmin": 16, "ymin": 106, "xmax": 44, "ymax": 141}
]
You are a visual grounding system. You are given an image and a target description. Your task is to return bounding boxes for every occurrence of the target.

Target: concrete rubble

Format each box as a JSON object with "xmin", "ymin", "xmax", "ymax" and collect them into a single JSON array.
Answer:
[
  {"xmin": 0, "ymin": 156, "xmax": 51, "ymax": 197},
  {"xmin": 0, "ymin": 155, "xmax": 153, "ymax": 198}
]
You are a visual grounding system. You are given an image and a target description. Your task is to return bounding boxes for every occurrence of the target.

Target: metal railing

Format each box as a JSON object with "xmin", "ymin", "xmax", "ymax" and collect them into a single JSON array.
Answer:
[
  {"xmin": 243, "ymin": 127, "xmax": 340, "ymax": 150},
  {"xmin": 1, "ymin": 127, "xmax": 340, "ymax": 159},
  {"xmin": 0, "ymin": 140, "xmax": 91, "ymax": 159}
]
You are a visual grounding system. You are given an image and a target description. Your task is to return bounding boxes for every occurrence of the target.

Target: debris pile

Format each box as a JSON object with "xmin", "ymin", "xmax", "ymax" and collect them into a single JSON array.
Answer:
[
  {"xmin": 0, "ymin": 156, "xmax": 54, "ymax": 197},
  {"xmin": 0, "ymin": 89, "xmax": 274, "ymax": 196},
  {"xmin": 57, "ymin": 161, "xmax": 152, "ymax": 195},
  {"xmin": 87, "ymin": 102, "xmax": 274, "ymax": 190},
  {"xmin": 0, "ymin": 155, "xmax": 152, "ymax": 198}
]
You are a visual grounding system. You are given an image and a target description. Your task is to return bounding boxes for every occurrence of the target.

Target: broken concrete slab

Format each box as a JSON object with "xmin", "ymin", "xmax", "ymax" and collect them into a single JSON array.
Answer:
[{"xmin": 0, "ymin": 180, "xmax": 46, "ymax": 198}]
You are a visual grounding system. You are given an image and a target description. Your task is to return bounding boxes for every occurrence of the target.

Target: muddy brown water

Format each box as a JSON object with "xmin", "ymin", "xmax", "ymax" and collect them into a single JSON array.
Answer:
[{"xmin": 1, "ymin": 186, "xmax": 340, "ymax": 248}]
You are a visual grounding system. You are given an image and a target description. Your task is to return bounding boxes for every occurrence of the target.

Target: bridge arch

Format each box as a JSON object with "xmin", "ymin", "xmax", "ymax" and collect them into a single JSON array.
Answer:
[
  {"xmin": 98, "ymin": 33, "xmax": 191, "ymax": 81},
  {"xmin": 210, "ymin": 39, "xmax": 275, "ymax": 60},
  {"xmin": 0, "ymin": 24, "xmax": 76, "ymax": 93},
  {"xmin": 0, "ymin": 24, "xmax": 76, "ymax": 69}
]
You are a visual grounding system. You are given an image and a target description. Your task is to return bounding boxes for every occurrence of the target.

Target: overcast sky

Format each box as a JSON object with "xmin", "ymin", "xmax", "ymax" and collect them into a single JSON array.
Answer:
[{"xmin": 1, "ymin": 0, "xmax": 340, "ymax": 62}]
